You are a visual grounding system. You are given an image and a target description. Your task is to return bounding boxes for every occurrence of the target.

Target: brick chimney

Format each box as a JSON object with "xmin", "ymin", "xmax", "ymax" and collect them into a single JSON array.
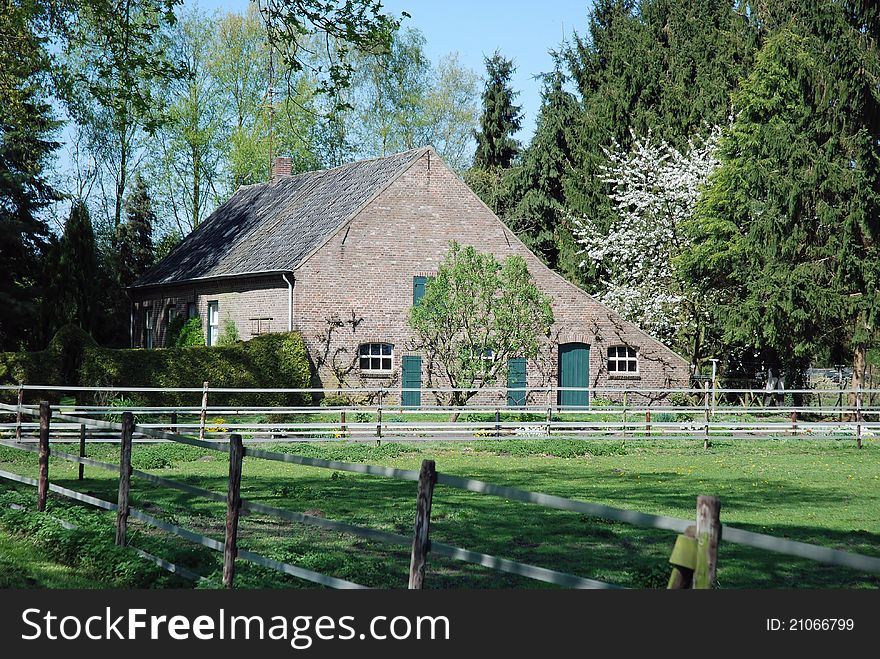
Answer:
[{"xmin": 272, "ymin": 156, "xmax": 293, "ymax": 180}]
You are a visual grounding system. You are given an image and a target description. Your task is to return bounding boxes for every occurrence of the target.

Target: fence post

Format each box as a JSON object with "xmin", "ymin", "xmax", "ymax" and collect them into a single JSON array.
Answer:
[
  {"xmin": 78, "ymin": 424, "xmax": 86, "ymax": 480},
  {"xmin": 223, "ymin": 433, "xmax": 244, "ymax": 588},
  {"xmin": 622, "ymin": 389, "xmax": 628, "ymax": 442},
  {"xmin": 494, "ymin": 409, "xmax": 501, "ymax": 437},
  {"xmin": 170, "ymin": 411, "xmax": 178, "ymax": 434},
  {"xmin": 115, "ymin": 412, "xmax": 134, "ymax": 546},
  {"xmin": 199, "ymin": 381, "xmax": 209, "ymax": 441},
  {"xmin": 15, "ymin": 383, "xmax": 23, "ymax": 443},
  {"xmin": 408, "ymin": 459, "xmax": 437, "ymax": 589},
  {"xmin": 37, "ymin": 400, "xmax": 50, "ymax": 512},
  {"xmin": 376, "ymin": 390, "xmax": 383, "ymax": 445},
  {"xmin": 856, "ymin": 385, "xmax": 862, "ymax": 450},
  {"xmin": 790, "ymin": 409, "xmax": 798, "ymax": 436},
  {"xmin": 340, "ymin": 409, "xmax": 347, "ymax": 435},
  {"xmin": 546, "ymin": 388, "xmax": 552, "ymax": 436},
  {"xmin": 646, "ymin": 409, "xmax": 651, "ymax": 436},
  {"xmin": 693, "ymin": 495, "xmax": 721, "ymax": 589},
  {"xmin": 703, "ymin": 381, "xmax": 710, "ymax": 450}
]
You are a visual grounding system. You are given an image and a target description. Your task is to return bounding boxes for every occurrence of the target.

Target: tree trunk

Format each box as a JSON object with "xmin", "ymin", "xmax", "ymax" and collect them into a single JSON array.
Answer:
[
  {"xmin": 848, "ymin": 343, "xmax": 867, "ymax": 417},
  {"xmin": 192, "ymin": 145, "xmax": 201, "ymax": 229}
]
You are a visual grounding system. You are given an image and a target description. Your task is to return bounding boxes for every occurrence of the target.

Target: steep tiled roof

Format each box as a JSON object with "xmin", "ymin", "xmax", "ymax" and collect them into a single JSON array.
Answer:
[{"xmin": 132, "ymin": 147, "xmax": 427, "ymax": 287}]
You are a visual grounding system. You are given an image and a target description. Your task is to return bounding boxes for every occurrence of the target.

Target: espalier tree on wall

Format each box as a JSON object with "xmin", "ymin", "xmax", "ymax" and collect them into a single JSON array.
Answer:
[{"xmin": 408, "ymin": 242, "xmax": 553, "ymax": 416}]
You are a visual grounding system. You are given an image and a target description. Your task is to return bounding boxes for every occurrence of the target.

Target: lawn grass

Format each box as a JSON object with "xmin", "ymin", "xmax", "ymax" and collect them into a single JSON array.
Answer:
[
  {"xmin": 0, "ymin": 530, "xmax": 112, "ymax": 588},
  {"xmin": 0, "ymin": 437, "xmax": 877, "ymax": 589}
]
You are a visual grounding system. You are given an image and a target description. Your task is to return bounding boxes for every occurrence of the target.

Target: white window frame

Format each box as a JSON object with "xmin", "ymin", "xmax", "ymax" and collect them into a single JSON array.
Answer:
[
  {"xmin": 359, "ymin": 343, "xmax": 394, "ymax": 373},
  {"xmin": 207, "ymin": 301, "xmax": 220, "ymax": 347},
  {"xmin": 607, "ymin": 345, "xmax": 638, "ymax": 373}
]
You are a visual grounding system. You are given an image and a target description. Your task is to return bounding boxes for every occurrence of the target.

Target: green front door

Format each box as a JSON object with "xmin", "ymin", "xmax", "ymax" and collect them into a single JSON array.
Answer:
[
  {"xmin": 507, "ymin": 358, "xmax": 527, "ymax": 407},
  {"xmin": 401, "ymin": 355, "xmax": 422, "ymax": 407},
  {"xmin": 558, "ymin": 343, "xmax": 590, "ymax": 408}
]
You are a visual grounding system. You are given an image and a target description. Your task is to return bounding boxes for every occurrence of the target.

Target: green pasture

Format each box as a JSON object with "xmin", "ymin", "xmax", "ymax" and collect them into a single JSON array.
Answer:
[{"xmin": 0, "ymin": 437, "xmax": 877, "ymax": 589}]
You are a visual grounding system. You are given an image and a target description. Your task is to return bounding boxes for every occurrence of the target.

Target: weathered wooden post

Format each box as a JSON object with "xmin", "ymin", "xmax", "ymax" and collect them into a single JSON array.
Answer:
[
  {"xmin": 646, "ymin": 409, "xmax": 652, "ymax": 435},
  {"xmin": 856, "ymin": 384, "xmax": 863, "ymax": 450},
  {"xmin": 546, "ymin": 388, "xmax": 552, "ymax": 436},
  {"xmin": 15, "ymin": 383, "xmax": 23, "ymax": 443},
  {"xmin": 376, "ymin": 389, "xmax": 383, "ymax": 445},
  {"xmin": 223, "ymin": 433, "xmax": 244, "ymax": 588},
  {"xmin": 78, "ymin": 423, "xmax": 86, "ymax": 480},
  {"xmin": 703, "ymin": 380, "xmax": 711, "ymax": 450},
  {"xmin": 494, "ymin": 409, "xmax": 501, "ymax": 437},
  {"xmin": 622, "ymin": 389, "xmax": 628, "ymax": 442},
  {"xmin": 37, "ymin": 401, "xmax": 50, "ymax": 512},
  {"xmin": 170, "ymin": 411, "xmax": 178, "ymax": 434},
  {"xmin": 790, "ymin": 409, "xmax": 798, "ymax": 436},
  {"xmin": 115, "ymin": 412, "xmax": 134, "ymax": 546},
  {"xmin": 340, "ymin": 409, "xmax": 347, "ymax": 435},
  {"xmin": 408, "ymin": 459, "xmax": 437, "ymax": 589},
  {"xmin": 199, "ymin": 381, "xmax": 209, "ymax": 441},
  {"xmin": 693, "ymin": 495, "xmax": 721, "ymax": 589}
]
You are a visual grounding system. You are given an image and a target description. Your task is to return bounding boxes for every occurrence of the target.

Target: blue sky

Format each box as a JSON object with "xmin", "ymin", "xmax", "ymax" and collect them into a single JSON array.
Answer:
[{"xmin": 195, "ymin": 0, "xmax": 594, "ymax": 142}]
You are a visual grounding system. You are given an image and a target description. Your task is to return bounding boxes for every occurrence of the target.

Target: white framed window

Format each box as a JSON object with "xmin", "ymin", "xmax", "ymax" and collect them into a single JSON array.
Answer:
[
  {"xmin": 144, "ymin": 308, "xmax": 154, "ymax": 349},
  {"xmin": 608, "ymin": 346, "xmax": 638, "ymax": 373},
  {"xmin": 207, "ymin": 301, "xmax": 220, "ymax": 346},
  {"xmin": 359, "ymin": 343, "xmax": 393, "ymax": 372}
]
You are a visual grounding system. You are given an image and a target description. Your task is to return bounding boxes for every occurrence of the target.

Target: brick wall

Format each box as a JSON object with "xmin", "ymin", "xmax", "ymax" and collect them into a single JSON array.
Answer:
[
  {"xmin": 294, "ymin": 150, "xmax": 690, "ymax": 404},
  {"xmin": 131, "ymin": 276, "xmax": 289, "ymax": 349}
]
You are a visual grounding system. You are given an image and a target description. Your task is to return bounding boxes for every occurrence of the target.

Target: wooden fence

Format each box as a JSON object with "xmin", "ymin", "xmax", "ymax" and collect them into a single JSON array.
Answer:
[{"xmin": 1, "ymin": 401, "xmax": 879, "ymax": 589}]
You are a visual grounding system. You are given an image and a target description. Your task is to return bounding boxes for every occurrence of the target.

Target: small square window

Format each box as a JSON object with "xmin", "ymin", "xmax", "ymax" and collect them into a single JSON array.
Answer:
[
  {"xmin": 359, "ymin": 343, "xmax": 393, "ymax": 372},
  {"xmin": 608, "ymin": 346, "xmax": 638, "ymax": 373}
]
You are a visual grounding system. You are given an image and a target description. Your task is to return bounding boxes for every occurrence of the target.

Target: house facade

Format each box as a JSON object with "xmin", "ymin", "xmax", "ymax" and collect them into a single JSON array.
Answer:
[{"xmin": 130, "ymin": 147, "xmax": 690, "ymax": 405}]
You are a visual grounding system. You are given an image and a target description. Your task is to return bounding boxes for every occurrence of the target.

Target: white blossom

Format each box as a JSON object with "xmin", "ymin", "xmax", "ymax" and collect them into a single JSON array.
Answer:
[{"xmin": 574, "ymin": 127, "xmax": 721, "ymax": 346}]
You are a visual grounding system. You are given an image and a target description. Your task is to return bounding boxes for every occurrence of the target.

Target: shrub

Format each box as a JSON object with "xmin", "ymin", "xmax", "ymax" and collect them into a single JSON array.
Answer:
[
  {"xmin": 78, "ymin": 332, "xmax": 311, "ymax": 407},
  {"xmin": 216, "ymin": 318, "xmax": 240, "ymax": 346},
  {"xmin": 172, "ymin": 317, "xmax": 205, "ymax": 347}
]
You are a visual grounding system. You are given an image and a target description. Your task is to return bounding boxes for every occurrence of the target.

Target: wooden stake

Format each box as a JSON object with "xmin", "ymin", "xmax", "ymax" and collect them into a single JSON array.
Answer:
[
  {"xmin": 703, "ymin": 380, "xmax": 710, "ymax": 450},
  {"xmin": 693, "ymin": 495, "xmax": 721, "ymax": 589},
  {"xmin": 115, "ymin": 412, "xmax": 134, "ymax": 546},
  {"xmin": 170, "ymin": 411, "xmax": 178, "ymax": 434},
  {"xmin": 856, "ymin": 385, "xmax": 862, "ymax": 450},
  {"xmin": 408, "ymin": 459, "xmax": 437, "ymax": 589},
  {"xmin": 223, "ymin": 434, "xmax": 244, "ymax": 588},
  {"xmin": 37, "ymin": 401, "xmax": 50, "ymax": 512},
  {"xmin": 15, "ymin": 383, "xmax": 23, "ymax": 442},
  {"xmin": 199, "ymin": 381, "xmax": 209, "ymax": 441},
  {"xmin": 78, "ymin": 423, "xmax": 86, "ymax": 480}
]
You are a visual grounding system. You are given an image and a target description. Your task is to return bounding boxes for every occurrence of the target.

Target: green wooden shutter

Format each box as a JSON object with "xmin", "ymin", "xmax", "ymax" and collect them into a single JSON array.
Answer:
[
  {"xmin": 507, "ymin": 358, "xmax": 527, "ymax": 407},
  {"xmin": 413, "ymin": 276, "xmax": 427, "ymax": 305},
  {"xmin": 558, "ymin": 343, "xmax": 590, "ymax": 408},
  {"xmin": 402, "ymin": 355, "xmax": 422, "ymax": 407}
]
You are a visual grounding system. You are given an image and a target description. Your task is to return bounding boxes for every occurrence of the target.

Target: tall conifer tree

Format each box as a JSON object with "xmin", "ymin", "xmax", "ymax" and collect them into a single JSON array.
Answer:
[{"xmin": 473, "ymin": 52, "xmax": 522, "ymax": 170}]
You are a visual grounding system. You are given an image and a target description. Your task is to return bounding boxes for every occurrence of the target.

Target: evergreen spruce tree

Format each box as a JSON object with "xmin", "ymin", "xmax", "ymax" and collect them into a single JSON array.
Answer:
[
  {"xmin": 508, "ymin": 70, "xmax": 580, "ymax": 278},
  {"xmin": 473, "ymin": 52, "xmax": 522, "ymax": 170},
  {"xmin": 115, "ymin": 172, "xmax": 156, "ymax": 288},
  {"xmin": 0, "ymin": 2, "xmax": 60, "ymax": 350},
  {"xmin": 680, "ymin": 19, "xmax": 880, "ymax": 393},
  {"xmin": 58, "ymin": 200, "xmax": 100, "ymax": 334}
]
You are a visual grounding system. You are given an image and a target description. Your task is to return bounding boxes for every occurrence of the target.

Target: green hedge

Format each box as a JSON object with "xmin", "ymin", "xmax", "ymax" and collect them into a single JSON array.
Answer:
[{"xmin": 1, "ymin": 326, "xmax": 312, "ymax": 407}]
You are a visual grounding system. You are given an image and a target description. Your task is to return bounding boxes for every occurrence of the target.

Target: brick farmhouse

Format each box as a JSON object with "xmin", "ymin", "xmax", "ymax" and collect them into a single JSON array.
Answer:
[{"xmin": 130, "ymin": 147, "xmax": 689, "ymax": 405}]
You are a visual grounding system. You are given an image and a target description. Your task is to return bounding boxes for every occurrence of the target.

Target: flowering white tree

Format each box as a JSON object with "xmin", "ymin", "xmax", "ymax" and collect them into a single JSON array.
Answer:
[{"xmin": 574, "ymin": 127, "xmax": 721, "ymax": 361}]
